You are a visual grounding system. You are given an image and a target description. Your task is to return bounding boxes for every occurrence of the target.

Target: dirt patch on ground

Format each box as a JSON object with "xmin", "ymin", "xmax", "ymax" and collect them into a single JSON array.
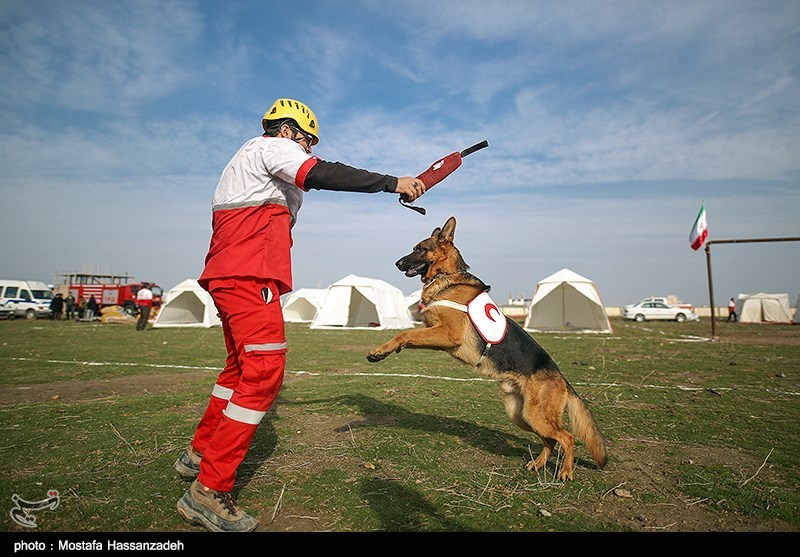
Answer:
[
  {"xmin": 587, "ymin": 437, "xmax": 793, "ymax": 532},
  {"xmin": 1, "ymin": 370, "xmax": 308, "ymax": 406},
  {"xmin": 1, "ymin": 372, "xmax": 207, "ymax": 406}
]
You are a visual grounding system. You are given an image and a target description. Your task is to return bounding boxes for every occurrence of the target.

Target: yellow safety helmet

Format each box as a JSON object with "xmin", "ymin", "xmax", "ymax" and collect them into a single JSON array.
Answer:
[{"xmin": 262, "ymin": 98, "xmax": 319, "ymax": 145}]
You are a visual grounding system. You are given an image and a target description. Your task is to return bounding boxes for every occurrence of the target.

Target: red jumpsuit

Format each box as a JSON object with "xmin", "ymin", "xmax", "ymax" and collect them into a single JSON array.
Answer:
[{"xmin": 190, "ymin": 134, "xmax": 399, "ymax": 491}]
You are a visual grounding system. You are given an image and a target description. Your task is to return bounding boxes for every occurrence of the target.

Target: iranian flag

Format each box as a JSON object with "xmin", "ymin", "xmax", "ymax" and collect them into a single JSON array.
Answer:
[{"xmin": 689, "ymin": 203, "xmax": 708, "ymax": 251}]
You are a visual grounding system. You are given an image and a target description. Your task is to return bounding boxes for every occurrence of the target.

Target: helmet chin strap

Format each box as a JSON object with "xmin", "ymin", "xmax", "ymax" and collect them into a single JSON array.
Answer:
[{"xmin": 399, "ymin": 196, "xmax": 426, "ymax": 215}]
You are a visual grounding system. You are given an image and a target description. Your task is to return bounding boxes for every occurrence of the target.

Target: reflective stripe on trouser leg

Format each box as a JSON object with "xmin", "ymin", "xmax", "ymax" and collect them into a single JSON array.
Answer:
[{"xmin": 198, "ymin": 277, "xmax": 287, "ymax": 492}]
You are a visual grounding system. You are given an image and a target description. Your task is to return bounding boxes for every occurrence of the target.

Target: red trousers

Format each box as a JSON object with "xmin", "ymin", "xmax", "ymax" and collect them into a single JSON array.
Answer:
[{"xmin": 190, "ymin": 277, "xmax": 286, "ymax": 491}]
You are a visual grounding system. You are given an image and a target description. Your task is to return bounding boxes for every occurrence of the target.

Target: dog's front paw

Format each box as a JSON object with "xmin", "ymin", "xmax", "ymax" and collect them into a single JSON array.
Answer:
[
  {"xmin": 367, "ymin": 351, "xmax": 388, "ymax": 362},
  {"xmin": 557, "ymin": 467, "xmax": 574, "ymax": 482}
]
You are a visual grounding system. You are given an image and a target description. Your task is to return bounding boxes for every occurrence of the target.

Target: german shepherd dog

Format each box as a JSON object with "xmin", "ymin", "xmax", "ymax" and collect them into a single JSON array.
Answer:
[{"xmin": 367, "ymin": 216, "xmax": 607, "ymax": 480}]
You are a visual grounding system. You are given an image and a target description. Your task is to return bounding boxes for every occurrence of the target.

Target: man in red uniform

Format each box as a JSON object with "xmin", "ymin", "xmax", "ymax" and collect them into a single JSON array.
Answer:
[
  {"xmin": 174, "ymin": 98, "xmax": 425, "ymax": 532},
  {"xmin": 728, "ymin": 297, "xmax": 737, "ymax": 322},
  {"xmin": 135, "ymin": 284, "xmax": 153, "ymax": 331}
]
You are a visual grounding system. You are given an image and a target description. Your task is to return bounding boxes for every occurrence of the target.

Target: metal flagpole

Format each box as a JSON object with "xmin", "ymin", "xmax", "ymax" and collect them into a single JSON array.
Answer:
[{"xmin": 705, "ymin": 242, "xmax": 717, "ymax": 341}]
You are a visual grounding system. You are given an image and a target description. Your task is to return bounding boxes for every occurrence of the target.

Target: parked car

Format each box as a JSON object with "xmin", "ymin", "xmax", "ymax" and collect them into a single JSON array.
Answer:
[{"xmin": 621, "ymin": 301, "xmax": 699, "ymax": 323}]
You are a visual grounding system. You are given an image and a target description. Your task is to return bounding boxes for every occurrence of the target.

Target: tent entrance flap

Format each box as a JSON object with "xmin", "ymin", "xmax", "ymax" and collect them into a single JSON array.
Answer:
[
  {"xmin": 348, "ymin": 288, "xmax": 380, "ymax": 327},
  {"xmin": 281, "ymin": 288, "xmax": 327, "ymax": 323},
  {"xmin": 283, "ymin": 298, "xmax": 317, "ymax": 322},
  {"xmin": 529, "ymin": 285, "xmax": 600, "ymax": 330},
  {"xmin": 152, "ymin": 279, "xmax": 221, "ymax": 328},
  {"xmin": 159, "ymin": 291, "xmax": 205, "ymax": 324}
]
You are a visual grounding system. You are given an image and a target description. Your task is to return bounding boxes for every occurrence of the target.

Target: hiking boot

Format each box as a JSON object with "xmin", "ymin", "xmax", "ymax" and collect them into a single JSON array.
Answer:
[
  {"xmin": 173, "ymin": 445, "xmax": 202, "ymax": 480},
  {"xmin": 176, "ymin": 480, "xmax": 258, "ymax": 533}
]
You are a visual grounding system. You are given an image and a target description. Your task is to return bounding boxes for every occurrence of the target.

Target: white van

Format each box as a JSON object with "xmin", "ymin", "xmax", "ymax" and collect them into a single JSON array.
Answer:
[{"xmin": 0, "ymin": 279, "xmax": 54, "ymax": 320}]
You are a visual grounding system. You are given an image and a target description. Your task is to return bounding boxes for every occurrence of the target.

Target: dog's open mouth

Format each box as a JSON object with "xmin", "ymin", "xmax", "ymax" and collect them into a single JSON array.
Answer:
[
  {"xmin": 403, "ymin": 264, "xmax": 427, "ymax": 277},
  {"xmin": 396, "ymin": 260, "xmax": 429, "ymax": 278}
]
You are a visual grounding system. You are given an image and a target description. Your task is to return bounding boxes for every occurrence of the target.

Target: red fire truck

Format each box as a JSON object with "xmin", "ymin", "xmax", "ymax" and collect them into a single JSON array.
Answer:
[{"xmin": 54, "ymin": 272, "xmax": 163, "ymax": 317}]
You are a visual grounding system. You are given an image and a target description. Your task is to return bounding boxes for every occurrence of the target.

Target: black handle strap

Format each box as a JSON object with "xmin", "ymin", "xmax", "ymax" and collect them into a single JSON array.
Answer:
[{"xmin": 399, "ymin": 196, "xmax": 426, "ymax": 215}]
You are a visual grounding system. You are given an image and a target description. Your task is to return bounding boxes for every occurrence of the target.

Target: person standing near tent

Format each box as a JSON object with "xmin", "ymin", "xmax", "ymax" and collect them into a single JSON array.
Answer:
[
  {"xmin": 728, "ymin": 297, "xmax": 737, "ymax": 322},
  {"xmin": 135, "ymin": 284, "xmax": 153, "ymax": 331},
  {"xmin": 173, "ymin": 98, "xmax": 426, "ymax": 532}
]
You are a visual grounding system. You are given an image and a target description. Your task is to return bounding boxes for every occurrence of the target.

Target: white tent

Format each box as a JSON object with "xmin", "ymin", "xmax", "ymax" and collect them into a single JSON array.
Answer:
[
  {"xmin": 310, "ymin": 274, "xmax": 414, "ymax": 330},
  {"xmin": 152, "ymin": 279, "xmax": 221, "ymax": 328},
  {"xmin": 737, "ymin": 292, "xmax": 793, "ymax": 324},
  {"xmin": 523, "ymin": 268, "xmax": 612, "ymax": 334},
  {"xmin": 406, "ymin": 289, "xmax": 423, "ymax": 323},
  {"xmin": 282, "ymin": 288, "xmax": 327, "ymax": 323}
]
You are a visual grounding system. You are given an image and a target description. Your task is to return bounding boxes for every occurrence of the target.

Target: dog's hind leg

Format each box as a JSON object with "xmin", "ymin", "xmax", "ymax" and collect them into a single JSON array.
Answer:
[
  {"xmin": 534, "ymin": 426, "xmax": 575, "ymax": 480},
  {"xmin": 501, "ymin": 380, "xmax": 555, "ymax": 474},
  {"xmin": 519, "ymin": 380, "xmax": 576, "ymax": 481},
  {"xmin": 524, "ymin": 436, "xmax": 556, "ymax": 474},
  {"xmin": 523, "ymin": 421, "xmax": 575, "ymax": 480}
]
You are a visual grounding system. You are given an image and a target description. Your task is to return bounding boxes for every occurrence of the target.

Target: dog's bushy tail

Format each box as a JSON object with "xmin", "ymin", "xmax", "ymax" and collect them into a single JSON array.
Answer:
[{"xmin": 565, "ymin": 386, "xmax": 607, "ymax": 469}]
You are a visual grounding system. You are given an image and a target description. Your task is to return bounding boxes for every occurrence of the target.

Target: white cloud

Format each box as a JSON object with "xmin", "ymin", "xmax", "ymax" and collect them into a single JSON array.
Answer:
[{"xmin": 0, "ymin": 1, "xmax": 204, "ymax": 112}]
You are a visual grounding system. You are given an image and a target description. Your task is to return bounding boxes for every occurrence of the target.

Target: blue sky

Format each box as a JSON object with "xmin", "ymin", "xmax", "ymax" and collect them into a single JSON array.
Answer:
[{"xmin": 1, "ymin": 0, "xmax": 798, "ymax": 308}]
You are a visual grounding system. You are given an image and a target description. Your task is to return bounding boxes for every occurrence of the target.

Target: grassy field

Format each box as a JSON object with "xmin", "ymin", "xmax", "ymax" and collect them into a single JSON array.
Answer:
[{"xmin": 0, "ymin": 316, "xmax": 798, "ymax": 533}]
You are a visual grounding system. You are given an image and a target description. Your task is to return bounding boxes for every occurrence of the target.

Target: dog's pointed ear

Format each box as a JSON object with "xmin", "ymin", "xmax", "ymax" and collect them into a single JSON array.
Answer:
[
  {"xmin": 430, "ymin": 226, "xmax": 442, "ymax": 238},
  {"xmin": 440, "ymin": 216, "xmax": 456, "ymax": 243}
]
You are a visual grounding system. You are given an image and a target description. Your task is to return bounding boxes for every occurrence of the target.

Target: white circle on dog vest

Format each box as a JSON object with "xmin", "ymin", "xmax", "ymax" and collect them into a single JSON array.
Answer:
[{"xmin": 467, "ymin": 292, "xmax": 507, "ymax": 344}]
